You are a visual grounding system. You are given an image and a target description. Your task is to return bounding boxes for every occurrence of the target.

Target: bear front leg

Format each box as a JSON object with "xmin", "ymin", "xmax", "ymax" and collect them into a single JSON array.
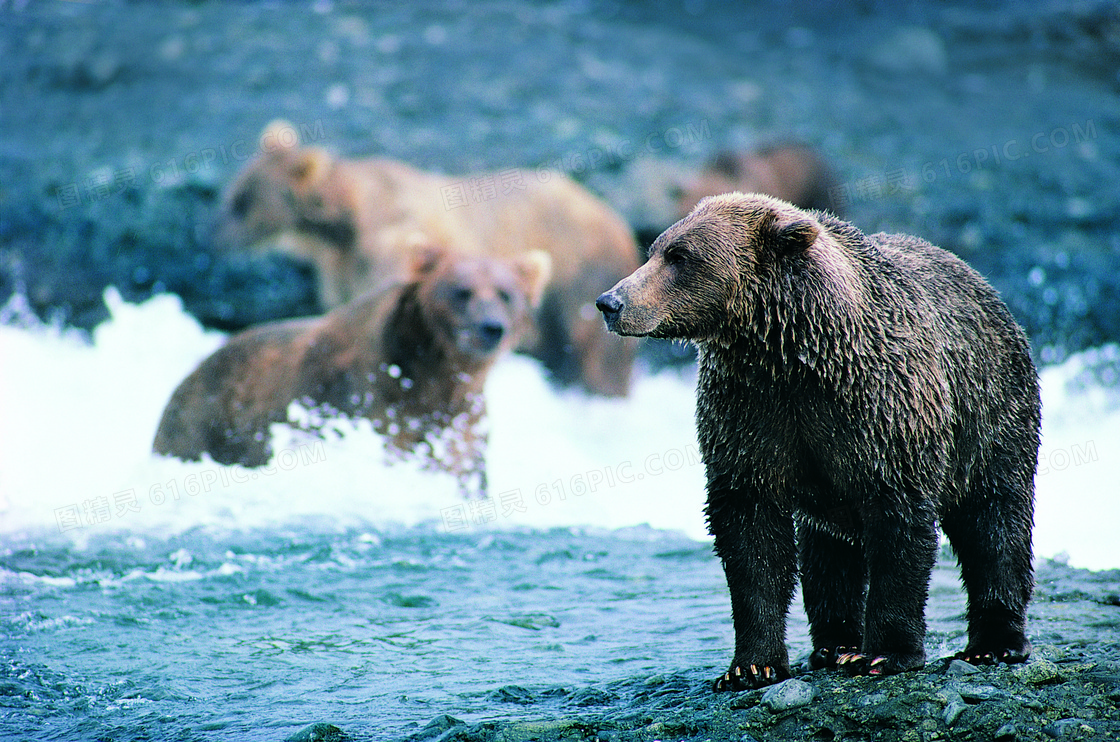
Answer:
[
  {"xmin": 798, "ymin": 520, "xmax": 867, "ymax": 670},
  {"xmin": 708, "ymin": 494, "xmax": 797, "ymax": 691},
  {"xmin": 845, "ymin": 500, "xmax": 938, "ymax": 677}
]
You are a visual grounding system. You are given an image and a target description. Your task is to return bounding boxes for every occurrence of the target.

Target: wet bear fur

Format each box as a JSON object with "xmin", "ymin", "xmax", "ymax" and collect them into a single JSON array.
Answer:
[{"xmin": 596, "ymin": 192, "xmax": 1039, "ymax": 690}]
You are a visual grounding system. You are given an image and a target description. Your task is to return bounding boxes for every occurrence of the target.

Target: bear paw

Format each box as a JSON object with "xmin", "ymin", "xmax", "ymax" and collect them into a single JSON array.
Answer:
[
  {"xmin": 956, "ymin": 631, "xmax": 1031, "ymax": 666},
  {"xmin": 836, "ymin": 652, "xmax": 918, "ymax": 677},
  {"xmin": 954, "ymin": 646, "xmax": 1030, "ymax": 666},
  {"xmin": 713, "ymin": 663, "xmax": 790, "ymax": 692},
  {"xmin": 808, "ymin": 646, "xmax": 860, "ymax": 670}
]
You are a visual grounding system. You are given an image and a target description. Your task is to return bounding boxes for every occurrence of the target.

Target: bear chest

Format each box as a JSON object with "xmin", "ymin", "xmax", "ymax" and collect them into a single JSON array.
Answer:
[{"xmin": 695, "ymin": 358, "xmax": 870, "ymax": 501}]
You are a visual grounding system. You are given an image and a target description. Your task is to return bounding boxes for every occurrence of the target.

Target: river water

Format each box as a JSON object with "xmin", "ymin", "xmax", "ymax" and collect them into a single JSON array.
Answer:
[{"xmin": 1, "ymin": 291, "xmax": 1118, "ymax": 740}]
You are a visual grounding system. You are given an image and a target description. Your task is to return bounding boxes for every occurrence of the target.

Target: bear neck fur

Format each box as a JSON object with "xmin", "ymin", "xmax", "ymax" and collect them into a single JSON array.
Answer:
[{"xmin": 709, "ymin": 217, "xmax": 883, "ymax": 393}]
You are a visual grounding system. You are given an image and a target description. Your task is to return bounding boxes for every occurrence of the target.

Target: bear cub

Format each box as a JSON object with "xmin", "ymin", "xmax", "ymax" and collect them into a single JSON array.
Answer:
[
  {"xmin": 597, "ymin": 193, "xmax": 1039, "ymax": 690},
  {"xmin": 154, "ymin": 248, "xmax": 550, "ymax": 494}
]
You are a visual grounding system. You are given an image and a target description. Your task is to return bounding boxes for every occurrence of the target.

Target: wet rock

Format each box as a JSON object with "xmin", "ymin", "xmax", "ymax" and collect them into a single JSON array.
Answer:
[
  {"xmin": 285, "ymin": 723, "xmax": 348, "ymax": 742},
  {"xmin": 490, "ymin": 685, "xmax": 534, "ymax": 704},
  {"xmin": 567, "ymin": 687, "xmax": 618, "ymax": 707},
  {"xmin": 1043, "ymin": 718, "xmax": 1094, "ymax": 738},
  {"xmin": 728, "ymin": 689, "xmax": 761, "ymax": 710},
  {"xmin": 413, "ymin": 715, "xmax": 466, "ymax": 741},
  {"xmin": 857, "ymin": 691, "xmax": 888, "ymax": 707},
  {"xmin": 957, "ymin": 683, "xmax": 1003, "ymax": 702},
  {"xmin": 760, "ymin": 679, "xmax": 815, "ymax": 712},
  {"xmin": 1013, "ymin": 659, "xmax": 1064, "ymax": 686},
  {"xmin": 943, "ymin": 695, "xmax": 968, "ymax": 727},
  {"xmin": 946, "ymin": 658, "xmax": 981, "ymax": 676},
  {"xmin": 995, "ymin": 722, "xmax": 1018, "ymax": 740}
]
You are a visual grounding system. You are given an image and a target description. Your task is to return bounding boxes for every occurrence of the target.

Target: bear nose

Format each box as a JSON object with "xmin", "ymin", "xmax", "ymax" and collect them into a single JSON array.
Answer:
[
  {"xmin": 478, "ymin": 320, "xmax": 505, "ymax": 350},
  {"xmin": 595, "ymin": 292, "xmax": 622, "ymax": 322}
]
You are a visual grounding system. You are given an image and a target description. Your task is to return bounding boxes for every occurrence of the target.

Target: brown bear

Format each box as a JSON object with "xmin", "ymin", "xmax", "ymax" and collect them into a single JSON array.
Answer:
[
  {"xmin": 212, "ymin": 120, "xmax": 639, "ymax": 397},
  {"xmin": 153, "ymin": 248, "xmax": 550, "ymax": 494},
  {"xmin": 596, "ymin": 193, "xmax": 1039, "ymax": 690},
  {"xmin": 673, "ymin": 144, "xmax": 841, "ymax": 219}
]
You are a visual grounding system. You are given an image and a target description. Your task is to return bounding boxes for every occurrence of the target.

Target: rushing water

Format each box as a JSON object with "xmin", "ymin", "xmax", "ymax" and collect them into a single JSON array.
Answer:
[
  {"xmin": 3, "ymin": 522, "xmax": 736, "ymax": 740},
  {"xmin": 1, "ymin": 290, "xmax": 1118, "ymax": 740}
]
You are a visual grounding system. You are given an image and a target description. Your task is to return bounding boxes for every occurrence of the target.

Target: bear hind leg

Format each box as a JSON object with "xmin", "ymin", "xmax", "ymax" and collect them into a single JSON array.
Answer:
[
  {"xmin": 798, "ymin": 520, "xmax": 867, "ymax": 670},
  {"xmin": 941, "ymin": 472, "xmax": 1034, "ymax": 665}
]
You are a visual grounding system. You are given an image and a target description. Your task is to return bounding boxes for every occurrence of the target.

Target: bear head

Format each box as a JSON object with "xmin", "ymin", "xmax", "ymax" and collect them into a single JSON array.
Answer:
[
  {"xmin": 212, "ymin": 120, "xmax": 355, "ymax": 255},
  {"xmin": 409, "ymin": 247, "xmax": 552, "ymax": 362},
  {"xmin": 596, "ymin": 192, "xmax": 828, "ymax": 342}
]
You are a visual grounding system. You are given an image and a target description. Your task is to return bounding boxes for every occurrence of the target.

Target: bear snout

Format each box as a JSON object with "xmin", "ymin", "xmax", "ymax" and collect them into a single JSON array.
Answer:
[
  {"xmin": 477, "ymin": 320, "xmax": 506, "ymax": 351},
  {"xmin": 457, "ymin": 313, "xmax": 510, "ymax": 357},
  {"xmin": 595, "ymin": 291, "xmax": 623, "ymax": 329}
]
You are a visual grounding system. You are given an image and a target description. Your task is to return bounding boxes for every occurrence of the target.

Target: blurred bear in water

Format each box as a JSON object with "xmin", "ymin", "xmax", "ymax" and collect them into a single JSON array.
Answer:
[
  {"xmin": 673, "ymin": 143, "xmax": 841, "ymax": 219},
  {"xmin": 212, "ymin": 120, "xmax": 638, "ymax": 397},
  {"xmin": 154, "ymin": 248, "xmax": 550, "ymax": 495}
]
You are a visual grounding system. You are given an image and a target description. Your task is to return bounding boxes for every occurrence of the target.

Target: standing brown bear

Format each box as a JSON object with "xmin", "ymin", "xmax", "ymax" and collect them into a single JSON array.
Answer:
[
  {"xmin": 597, "ymin": 193, "xmax": 1039, "ymax": 690},
  {"xmin": 154, "ymin": 248, "xmax": 550, "ymax": 494}
]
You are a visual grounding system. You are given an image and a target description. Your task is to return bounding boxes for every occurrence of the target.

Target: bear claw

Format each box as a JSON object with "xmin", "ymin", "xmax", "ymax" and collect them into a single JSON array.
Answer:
[
  {"xmin": 809, "ymin": 646, "xmax": 860, "ymax": 670},
  {"xmin": 836, "ymin": 652, "xmax": 893, "ymax": 676},
  {"xmin": 713, "ymin": 663, "xmax": 788, "ymax": 692},
  {"xmin": 954, "ymin": 647, "xmax": 1029, "ymax": 666}
]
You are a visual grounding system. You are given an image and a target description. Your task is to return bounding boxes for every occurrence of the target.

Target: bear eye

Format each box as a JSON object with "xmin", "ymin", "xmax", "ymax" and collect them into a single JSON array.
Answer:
[
  {"xmin": 452, "ymin": 287, "xmax": 472, "ymax": 304},
  {"xmin": 664, "ymin": 249, "xmax": 687, "ymax": 267},
  {"xmin": 230, "ymin": 190, "xmax": 252, "ymax": 217},
  {"xmin": 497, "ymin": 289, "xmax": 513, "ymax": 304}
]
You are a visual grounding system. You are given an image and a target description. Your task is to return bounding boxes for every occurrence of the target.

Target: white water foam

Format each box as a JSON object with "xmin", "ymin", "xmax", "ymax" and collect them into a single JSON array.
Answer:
[{"xmin": 1, "ymin": 289, "xmax": 1116, "ymax": 570}]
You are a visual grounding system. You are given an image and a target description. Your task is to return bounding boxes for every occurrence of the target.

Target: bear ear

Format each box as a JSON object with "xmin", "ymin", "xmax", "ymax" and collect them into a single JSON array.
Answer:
[
  {"xmin": 772, "ymin": 217, "xmax": 819, "ymax": 254},
  {"xmin": 407, "ymin": 242, "xmax": 447, "ymax": 281},
  {"xmin": 513, "ymin": 251, "xmax": 552, "ymax": 308},
  {"xmin": 259, "ymin": 119, "xmax": 299, "ymax": 153}
]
